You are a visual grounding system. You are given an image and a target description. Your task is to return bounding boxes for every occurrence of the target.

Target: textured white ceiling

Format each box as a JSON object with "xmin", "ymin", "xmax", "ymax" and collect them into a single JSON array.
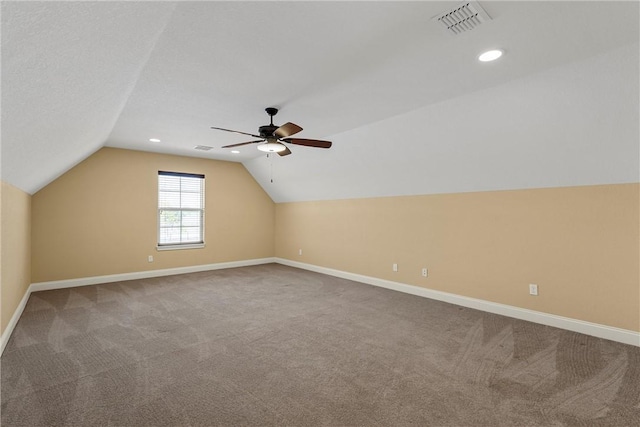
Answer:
[
  {"xmin": 1, "ymin": 1, "xmax": 176, "ymax": 193},
  {"xmin": 248, "ymin": 43, "xmax": 639, "ymax": 202},
  {"xmin": 1, "ymin": 1, "xmax": 638, "ymax": 200}
]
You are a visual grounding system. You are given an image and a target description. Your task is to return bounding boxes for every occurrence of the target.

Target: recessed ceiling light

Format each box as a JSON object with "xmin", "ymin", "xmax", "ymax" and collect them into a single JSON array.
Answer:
[
  {"xmin": 231, "ymin": 150, "xmax": 240, "ymax": 154},
  {"xmin": 149, "ymin": 138, "xmax": 161, "ymax": 143},
  {"xmin": 478, "ymin": 49, "xmax": 503, "ymax": 62}
]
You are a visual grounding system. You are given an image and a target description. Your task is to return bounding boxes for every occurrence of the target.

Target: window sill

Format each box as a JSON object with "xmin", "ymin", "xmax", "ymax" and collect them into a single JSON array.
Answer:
[{"xmin": 156, "ymin": 243, "xmax": 205, "ymax": 251}]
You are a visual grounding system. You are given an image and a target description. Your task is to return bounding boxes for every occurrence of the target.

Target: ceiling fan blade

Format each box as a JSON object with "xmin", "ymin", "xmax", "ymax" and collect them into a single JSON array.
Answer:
[
  {"xmin": 277, "ymin": 146, "xmax": 292, "ymax": 156},
  {"xmin": 282, "ymin": 138, "xmax": 332, "ymax": 149},
  {"xmin": 221, "ymin": 140, "xmax": 264, "ymax": 148},
  {"xmin": 274, "ymin": 122, "xmax": 303, "ymax": 138},
  {"xmin": 211, "ymin": 126, "xmax": 262, "ymax": 139}
]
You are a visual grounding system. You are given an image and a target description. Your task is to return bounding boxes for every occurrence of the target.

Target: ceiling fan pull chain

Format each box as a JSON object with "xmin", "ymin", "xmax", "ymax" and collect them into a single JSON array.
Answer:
[{"xmin": 269, "ymin": 153, "xmax": 274, "ymax": 183}]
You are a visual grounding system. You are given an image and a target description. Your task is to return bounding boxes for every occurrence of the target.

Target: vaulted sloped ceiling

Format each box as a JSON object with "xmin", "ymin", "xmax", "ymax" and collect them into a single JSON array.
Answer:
[
  {"xmin": 1, "ymin": 2, "xmax": 177, "ymax": 194},
  {"xmin": 2, "ymin": 1, "xmax": 638, "ymax": 201}
]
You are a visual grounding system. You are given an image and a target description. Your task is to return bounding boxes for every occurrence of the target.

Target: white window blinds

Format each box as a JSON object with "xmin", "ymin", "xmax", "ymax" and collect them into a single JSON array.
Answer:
[{"xmin": 158, "ymin": 171, "xmax": 205, "ymax": 247}]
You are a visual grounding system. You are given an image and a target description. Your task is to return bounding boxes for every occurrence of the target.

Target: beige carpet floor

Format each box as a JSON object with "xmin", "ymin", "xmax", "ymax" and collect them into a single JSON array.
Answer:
[{"xmin": 2, "ymin": 263, "xmax": 639, "ymax": 426}]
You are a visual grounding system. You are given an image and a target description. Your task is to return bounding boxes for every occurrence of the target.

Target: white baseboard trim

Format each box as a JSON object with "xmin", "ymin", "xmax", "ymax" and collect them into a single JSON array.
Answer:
[
  {"xmin": 275, "ymin": 258, "xmax": 640, "ymax": 347},
  {"xmin": 30, "ymin": 257, "xmax": 277, "ymax": 292},
  {"xmin": 0, "ymin": 287, "xmax": 31, "ymax": 355},
  {"xmin": 3, "ymin": 256, "xmax": 637, "ymax": 355},
  {"xmin": 1, "ymin": 257, "xmax": 276, "ymax": 355}
]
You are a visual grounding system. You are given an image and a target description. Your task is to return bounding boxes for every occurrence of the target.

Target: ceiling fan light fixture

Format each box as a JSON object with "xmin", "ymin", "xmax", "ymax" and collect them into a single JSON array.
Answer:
[{"xmin": 257, "ymin": 141, "xmax": 286, "ymax": 153}]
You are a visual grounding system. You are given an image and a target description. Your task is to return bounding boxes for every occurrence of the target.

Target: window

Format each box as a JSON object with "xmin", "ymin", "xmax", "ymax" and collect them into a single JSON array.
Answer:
[{"xmin": 157, "ymin": 171, "xmax": 205, "ymax": 249}]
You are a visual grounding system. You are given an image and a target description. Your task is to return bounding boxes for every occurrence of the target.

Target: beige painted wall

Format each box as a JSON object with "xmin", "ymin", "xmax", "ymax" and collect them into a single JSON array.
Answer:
[
  {"xmin": 275, "ymin": 183, "xmax": 640, "ymax": 332},
  {"xmin": 32, "ymin": 148, "xmax": 275, "ymax": 282},
  {"xmin": 1, "ymin": 181, "xmax": 32, "ymax": 336}
]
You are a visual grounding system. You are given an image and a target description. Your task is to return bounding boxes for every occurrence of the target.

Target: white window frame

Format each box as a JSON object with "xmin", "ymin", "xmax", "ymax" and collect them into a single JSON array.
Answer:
[{"xmin": 157, "ymin": 171, "xmax": 205, "ymax": 251}]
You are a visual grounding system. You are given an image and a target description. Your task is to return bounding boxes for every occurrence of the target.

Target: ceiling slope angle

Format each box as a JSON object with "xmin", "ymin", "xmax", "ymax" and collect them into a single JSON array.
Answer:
[
  {"xmin": 245, "ymin": 42, "xmax": 639, "ymax": 203},
  {"xmin": 105, "ymin": 1, "xmax": 453, "ymax": 161},
  {"xmin": 241, "ymin": 2, "xmax": 639, "ymax": 202},
  {"xmin": 1, "ymin": 1, "xmax": 638, "ymax": 198},
  {"xmin": 1, "ymin": 1, "xmax": 177, "ymax": 194},
  {"xmin": 104, "ymin": 1, "xmax": 638, "ymax": 181}
]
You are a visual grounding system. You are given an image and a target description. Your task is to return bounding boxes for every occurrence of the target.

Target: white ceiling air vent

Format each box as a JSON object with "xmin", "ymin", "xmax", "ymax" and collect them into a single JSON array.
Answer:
[
  {"xmin": 194, "ymin": 145, "xmax": 213, "ymax": 151},
  {"xmin": 433, "ymin": 1, "xmax": 492, "ymax": 35}
]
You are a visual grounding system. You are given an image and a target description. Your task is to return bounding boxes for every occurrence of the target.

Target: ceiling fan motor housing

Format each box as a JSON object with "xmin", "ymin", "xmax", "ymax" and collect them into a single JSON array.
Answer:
[{"xmin": 259, "ymin": 124, "xmax": 278, "ymax": 137}]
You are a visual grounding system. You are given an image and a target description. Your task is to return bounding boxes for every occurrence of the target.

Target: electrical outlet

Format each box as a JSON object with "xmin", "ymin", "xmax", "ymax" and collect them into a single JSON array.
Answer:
[
  {"xmin": 148, "ymin": 255, "xmax": 154, "ymax": 263},
  {"xmin": 422, "ymin": 268, "xmax": 428, "ymax": 277},
  {"xmin": 529, "ymin": 284, "xmax": 538, "ymax": 296},
  {"xmin": 392, "ymin": 263, "xmax": 398, "ymax": 272},
  {"xmin": 298, "ymin": 249, "xmax": 302, "ymax": 256}
]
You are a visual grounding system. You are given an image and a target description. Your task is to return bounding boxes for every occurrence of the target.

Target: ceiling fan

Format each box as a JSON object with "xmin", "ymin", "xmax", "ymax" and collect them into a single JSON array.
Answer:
[{"xmin": 211, "ymin": 107, "xmax": 332, "ymax": 156}]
